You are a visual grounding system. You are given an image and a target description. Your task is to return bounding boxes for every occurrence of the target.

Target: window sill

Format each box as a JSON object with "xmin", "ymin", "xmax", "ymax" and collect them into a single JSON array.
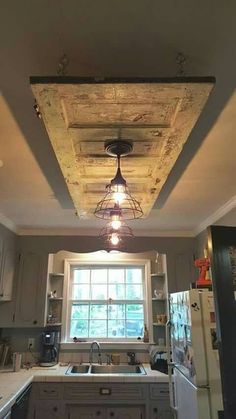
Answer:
[{"xmin": 60, "ymin": 341, "xmax": 152, "ymax": 351}]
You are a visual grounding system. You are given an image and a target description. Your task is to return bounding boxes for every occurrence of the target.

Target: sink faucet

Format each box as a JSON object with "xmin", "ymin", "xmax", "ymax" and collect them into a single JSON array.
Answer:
[
  {"xmin": 89, "ymin": 341, "xmax": 102, "ymax": 365},
  {"xmin": 127, "ymin": 351, "xmax": 137, "ymax": 365}
]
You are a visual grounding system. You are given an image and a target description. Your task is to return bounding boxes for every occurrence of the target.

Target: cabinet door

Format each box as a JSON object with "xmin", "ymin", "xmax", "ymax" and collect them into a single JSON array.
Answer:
[
  {"xmin": 67, "ymin": 405, "xmax": 106, "ymax": 418},
  {"xmin": 158, "ymin": 408, "xmax": 173, "ymax": 419},
  {"xmin": 0, "ymin": 237, "xmax": 16, "ymax": 326},
  {"xmin": 150, "ymin": 405, "xmax": 173, "ymax": 419},
  {"xmin": 107, "ymin": 406, "xmax": 143, "ymax": 419},
  {"xmin": 0, "ymin": 242, "xmax": 15, "ymax": 301},
  {"xmin": 0, "ymin": 237, "xmax": 3, "ymax": 298},
  {"xmin": 33, "ymin": 401, "xmax": 61, "ymax": 419},
  {"xmin": 14, "ymin": 252, "xmax": 48, "ymax": 327}
]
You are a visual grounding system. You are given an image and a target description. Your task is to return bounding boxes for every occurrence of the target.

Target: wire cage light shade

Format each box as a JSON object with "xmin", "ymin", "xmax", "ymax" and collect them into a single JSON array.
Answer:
[
  {"xmin": 94, "ymin": 187, "xmax": 143, "ymax": 220},
  {"xmin": 99, "ymin": 221, "xmax": 134, "ymax": 249},
  {"xmin": 94, "ymin": 139, "xmax": 143, "ymax": 220}
]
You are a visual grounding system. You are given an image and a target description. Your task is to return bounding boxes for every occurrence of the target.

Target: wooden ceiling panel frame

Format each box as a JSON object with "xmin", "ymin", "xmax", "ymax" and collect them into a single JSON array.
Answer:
[{"xmin": 30, "ymin": 77, "xmax": 215, "ymax": 219}]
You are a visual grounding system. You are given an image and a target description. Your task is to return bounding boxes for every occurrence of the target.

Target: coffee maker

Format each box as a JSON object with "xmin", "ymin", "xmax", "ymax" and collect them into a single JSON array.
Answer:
[{"xmin": 40, "ymin": 331, "xmax": 60, "ymax": 367}]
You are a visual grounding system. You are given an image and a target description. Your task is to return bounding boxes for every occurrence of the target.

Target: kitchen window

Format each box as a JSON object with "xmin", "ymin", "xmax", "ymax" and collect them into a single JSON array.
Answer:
[{"xmin": 65, "ymin": 261, "xmax": 149, "ymax": 342}]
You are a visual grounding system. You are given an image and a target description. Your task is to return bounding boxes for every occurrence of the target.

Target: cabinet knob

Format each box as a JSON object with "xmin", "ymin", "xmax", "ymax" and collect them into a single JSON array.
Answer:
[
  {"xmin": 110, "ymin": 412, "xmax": 114, "ymax": 417},
  {"xmin": 33, "ymin": 320, "xmax": 37, "ymax": 324},
  {"xmin": 0, "ymin": 293, "xmax": 3, "ymax": 297},
  {"xmin": 96, "ymin": 411, "xmax": 101, "ymax": 416},
  {"xmin": 53, "ymin": 406, "xmax": 58, "ymax": 412}
]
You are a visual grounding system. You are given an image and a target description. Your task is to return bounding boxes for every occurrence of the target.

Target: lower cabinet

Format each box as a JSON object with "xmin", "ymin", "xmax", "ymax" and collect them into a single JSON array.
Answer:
[
  {"xmin": 29, "ymin": 400, "xmax": 62, "ymax": 419},
  {"xmin": 150, "ymin": 404, "xmax": 173, "ymax": 419},
  {"xmin": 107, "ymin": 406, "xmax": 143, "ymax": 418},
  {"xmin": 28, "ymin": 382, "xmax": 172, "ymax": 419},
  {"xmin": 67, "ymin": 405, "xmax": 143, "ymax": 419},
  {"xmin": 149, "ymin": 383, "xmax": 173, "ymax": 419},
  {"xmin": 67, "ymin": 405, "xmax": 106, "ymax": 419}
]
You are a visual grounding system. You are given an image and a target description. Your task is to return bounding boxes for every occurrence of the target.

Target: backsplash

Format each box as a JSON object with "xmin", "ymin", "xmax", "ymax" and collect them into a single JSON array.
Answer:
[
  {"xmin": 0, "ymin": 327, "xmax": 150, "ymax": 366},
  {"xmin": 59, "ymin": 350, "xmax": 150, "ymax": 364},
  {"xmin": 18, "ymin": 350, "xmax": 150, "ymax": 365}
]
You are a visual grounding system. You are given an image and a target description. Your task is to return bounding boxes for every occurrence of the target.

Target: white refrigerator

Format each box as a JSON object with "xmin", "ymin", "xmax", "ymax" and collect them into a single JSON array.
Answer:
[{"xmin": 168, "ymin": 289, "xmax": 223, "ymax": 419}]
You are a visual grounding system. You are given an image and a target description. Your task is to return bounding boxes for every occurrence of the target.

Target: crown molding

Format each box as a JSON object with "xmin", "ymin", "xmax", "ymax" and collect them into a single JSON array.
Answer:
[
  {"xmin": 194, "ymin": 195, "xmax": 236, "ymax": 236},
  {"xmin": 0, "ymin": 213, "xmax": 18, "ymax": 234},
  {"xmin": 2, "ymin": 195, "xmax": 236, "ymax": 238}
]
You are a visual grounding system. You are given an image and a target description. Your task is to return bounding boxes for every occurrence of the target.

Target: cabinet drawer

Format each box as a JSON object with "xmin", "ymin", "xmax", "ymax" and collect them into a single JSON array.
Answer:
[
  {"xmin": 150, "ymin": 384, "xmax": 169, "ymax": 400},
  {"xmin": 64, "ymin": 383, "xmax": 146, "ymax": 401},
  {"xmin": 36, "ymin": 384, "xmax": 63, "ymax": 400}
]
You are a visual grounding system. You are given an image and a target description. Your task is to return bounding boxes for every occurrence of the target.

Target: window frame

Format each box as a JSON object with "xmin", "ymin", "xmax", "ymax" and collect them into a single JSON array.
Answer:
[{"xmin": 62, "ymin": 254, "xmax": 152, "ymax": 344}]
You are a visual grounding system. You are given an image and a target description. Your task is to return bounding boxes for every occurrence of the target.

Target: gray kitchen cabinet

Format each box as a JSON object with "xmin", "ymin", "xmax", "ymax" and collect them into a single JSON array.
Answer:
[
  {"xmin": 149, "ymin": 384, "xmax": 173, "ymax": 419},
  {"xmin": 29, "ymin": 382, "xmax": 171, "ymax": 419},
  {"xmin": 0, "ymin": 234, "xmax": 17, "ymax": 326},
  {"xmin": 107, "ymin": 406, "xmax": 143, "ymax": 418},
  {"xmin": 150, "ymin": 404, "xmax": 173, "ymax": 419},
  {"xmin": 67, "ymin": 405, "xmax": 106, "ymax": 418},
  {"xmin": 27, "ymin": 384, "xmax": 63, "ymax": 419},
  {"xmin": 0, "ymin": 237, "xmax": 16, "ymax": 302},
  {"xmin": 14, "ymin": 251, "xmax": 48, "ymax": 327},
  {"xmin": 67, "ymin": 405, "xmax": 143, "ymax": 419},
  {"xmin": 31, "ymin": 401, "xmax": 62, "ymax": 419}
]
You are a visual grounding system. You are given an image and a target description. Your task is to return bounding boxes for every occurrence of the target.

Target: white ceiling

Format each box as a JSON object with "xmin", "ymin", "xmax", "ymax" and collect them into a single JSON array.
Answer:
[{"xmin": 0, "ymin": 1, "xmax": 236, "ymax": 237}]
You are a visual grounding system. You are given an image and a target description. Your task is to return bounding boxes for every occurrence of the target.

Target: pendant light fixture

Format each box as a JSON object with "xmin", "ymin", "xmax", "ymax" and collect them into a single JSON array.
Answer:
[
  {"xmin": 99, "ymin": 220, "xmax": 134, "ymax": 248},
  {"xmin": 94, "ymin": 139, "xmax": 143, "ymax": 222}
]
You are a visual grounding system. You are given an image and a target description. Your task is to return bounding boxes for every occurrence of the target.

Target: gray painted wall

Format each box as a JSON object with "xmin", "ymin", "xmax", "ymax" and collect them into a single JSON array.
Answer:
[
  {"xmin": 17, "ymin": 234, "xmax": 196, "ymax": 292},
  {"xmin": 0, "ymin": 226, "xmax": 197, "ymax": 352}
]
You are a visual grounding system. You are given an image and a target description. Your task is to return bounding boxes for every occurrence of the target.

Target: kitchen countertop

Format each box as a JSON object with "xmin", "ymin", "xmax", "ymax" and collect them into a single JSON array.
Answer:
[{"xmin": 0, "ymin": 364, "xmax": 168, "ymax": 418}]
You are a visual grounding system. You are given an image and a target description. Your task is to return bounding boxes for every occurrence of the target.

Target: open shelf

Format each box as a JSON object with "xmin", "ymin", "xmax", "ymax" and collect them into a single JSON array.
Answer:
[
  {"xmin": 46, "ymin": 323, "xmax": 62, "ymax": 327},
  {"xmin": 48, "ymin": 297, "xmax": 63, "ymax": 301},
  {"xmin": 47, "ymin": 270, "xmax": 64, "ymax": 326},
  {"xmin": 153, "ymin": 323, "xmax": 167, "ymax": 327},
  {"xmin": 49, "ymin": 272, "xmax": 64, "ymax": 277},
  {"xmin": 152, "ymin": 298, "xmax": 166, "ymax": 301},
  {"xmin": 151, "ymin": 273, "xmax": 165, "ymax": 277},
  {"xmin": 150, "ymin": 254, "xmax": 169, "ymax": 347}
]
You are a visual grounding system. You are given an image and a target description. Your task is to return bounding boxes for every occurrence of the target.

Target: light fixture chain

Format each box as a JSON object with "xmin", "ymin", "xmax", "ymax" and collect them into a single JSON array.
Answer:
[{"xmin": 176, "ymin": 52, "xmax": 187, "ymax": 76}]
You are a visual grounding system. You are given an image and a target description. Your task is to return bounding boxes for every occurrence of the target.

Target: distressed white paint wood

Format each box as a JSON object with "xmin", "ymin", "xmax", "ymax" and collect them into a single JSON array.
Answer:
[{"xmin": 31, "ymin": 80, "xmax": 214, "ymax": 218}]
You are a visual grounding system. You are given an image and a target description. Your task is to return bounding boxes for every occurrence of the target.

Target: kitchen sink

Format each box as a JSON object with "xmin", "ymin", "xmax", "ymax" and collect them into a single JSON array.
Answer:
[
  {"xmin": 66, "ymin": 364, "xmax": 146, "ymax": 375},
  {"xmin": 90, "ymin": 364, "xmax": 146, "ymax": 374},
  {"xmin": 68, "ymin": 365, "xmax": 90, "ymax": 374}
]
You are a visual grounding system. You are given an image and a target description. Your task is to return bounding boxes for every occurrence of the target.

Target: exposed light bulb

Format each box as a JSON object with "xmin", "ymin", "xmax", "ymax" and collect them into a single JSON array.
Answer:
[
  {"xmin": 110, "ymin": 211, "xmax": 122, "ymax": 230},
  {"xmin": 111, "ymin": 220, "xmax": 122, "ymax": 230},
  {"xmin": 110, "ymin": 233, "xmax": 120, "ymax": 246},
  {"xmin": 113, "ymin": 191, "xmax": 126, "ymax": 204},
  {"xmin": 111, "ymin": 183, "xmax": 126, "ymax": 204}
]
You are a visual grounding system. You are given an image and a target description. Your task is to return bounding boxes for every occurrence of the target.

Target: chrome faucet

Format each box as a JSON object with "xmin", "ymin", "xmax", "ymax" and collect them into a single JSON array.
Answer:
[{"xmin": 89, "ymin": 341, "xmax": 102, "ymax": 365}]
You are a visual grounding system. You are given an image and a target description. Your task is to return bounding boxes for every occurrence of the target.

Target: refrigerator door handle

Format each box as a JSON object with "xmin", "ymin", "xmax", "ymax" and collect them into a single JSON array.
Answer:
[
  {"xmin": 168, "ymin": 374, "xmax": 178, "ymax": 416},
  {"xmin": 168, "ymin": 362, "xmax": 175, "ymax": 367},
  {"xmin": 166, "ymin": 321, "xmax": 178, "ymax": 416},
  {"xmin": 197, "ymin": 384, "xmax": 210, "ymax": 390}
]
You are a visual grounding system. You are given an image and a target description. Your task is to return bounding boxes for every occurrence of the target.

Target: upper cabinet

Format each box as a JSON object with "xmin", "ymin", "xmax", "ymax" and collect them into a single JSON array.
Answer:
[
  {"xmin": 0, "ymin": 236, "xmax": 16, "ymax": 302},
  {"xmin": 14, "ymin": 251, "xmax": 48, "ymax": 327},
  {"xmin": 0, "ymin": 249, "xmax": 62, "ymax": 328}
]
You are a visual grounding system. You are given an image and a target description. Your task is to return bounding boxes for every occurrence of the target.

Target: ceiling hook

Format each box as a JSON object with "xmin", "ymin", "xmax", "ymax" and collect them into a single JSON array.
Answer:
[{"xmin": 57, "ymin": 53, "xmax": 69, "ymax": 76}]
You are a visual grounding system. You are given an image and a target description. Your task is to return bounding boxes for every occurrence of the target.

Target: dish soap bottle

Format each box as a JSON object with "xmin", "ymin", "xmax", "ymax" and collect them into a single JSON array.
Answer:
[{"xmin": 143, "ymin": 324, "xmax": 149, "ymax": 342}]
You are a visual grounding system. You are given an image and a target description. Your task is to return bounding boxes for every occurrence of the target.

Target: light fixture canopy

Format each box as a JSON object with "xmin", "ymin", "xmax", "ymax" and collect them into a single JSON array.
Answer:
[{"xmin": 94, "ymin": 139, "xmax": 143, "ymax": 220}]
